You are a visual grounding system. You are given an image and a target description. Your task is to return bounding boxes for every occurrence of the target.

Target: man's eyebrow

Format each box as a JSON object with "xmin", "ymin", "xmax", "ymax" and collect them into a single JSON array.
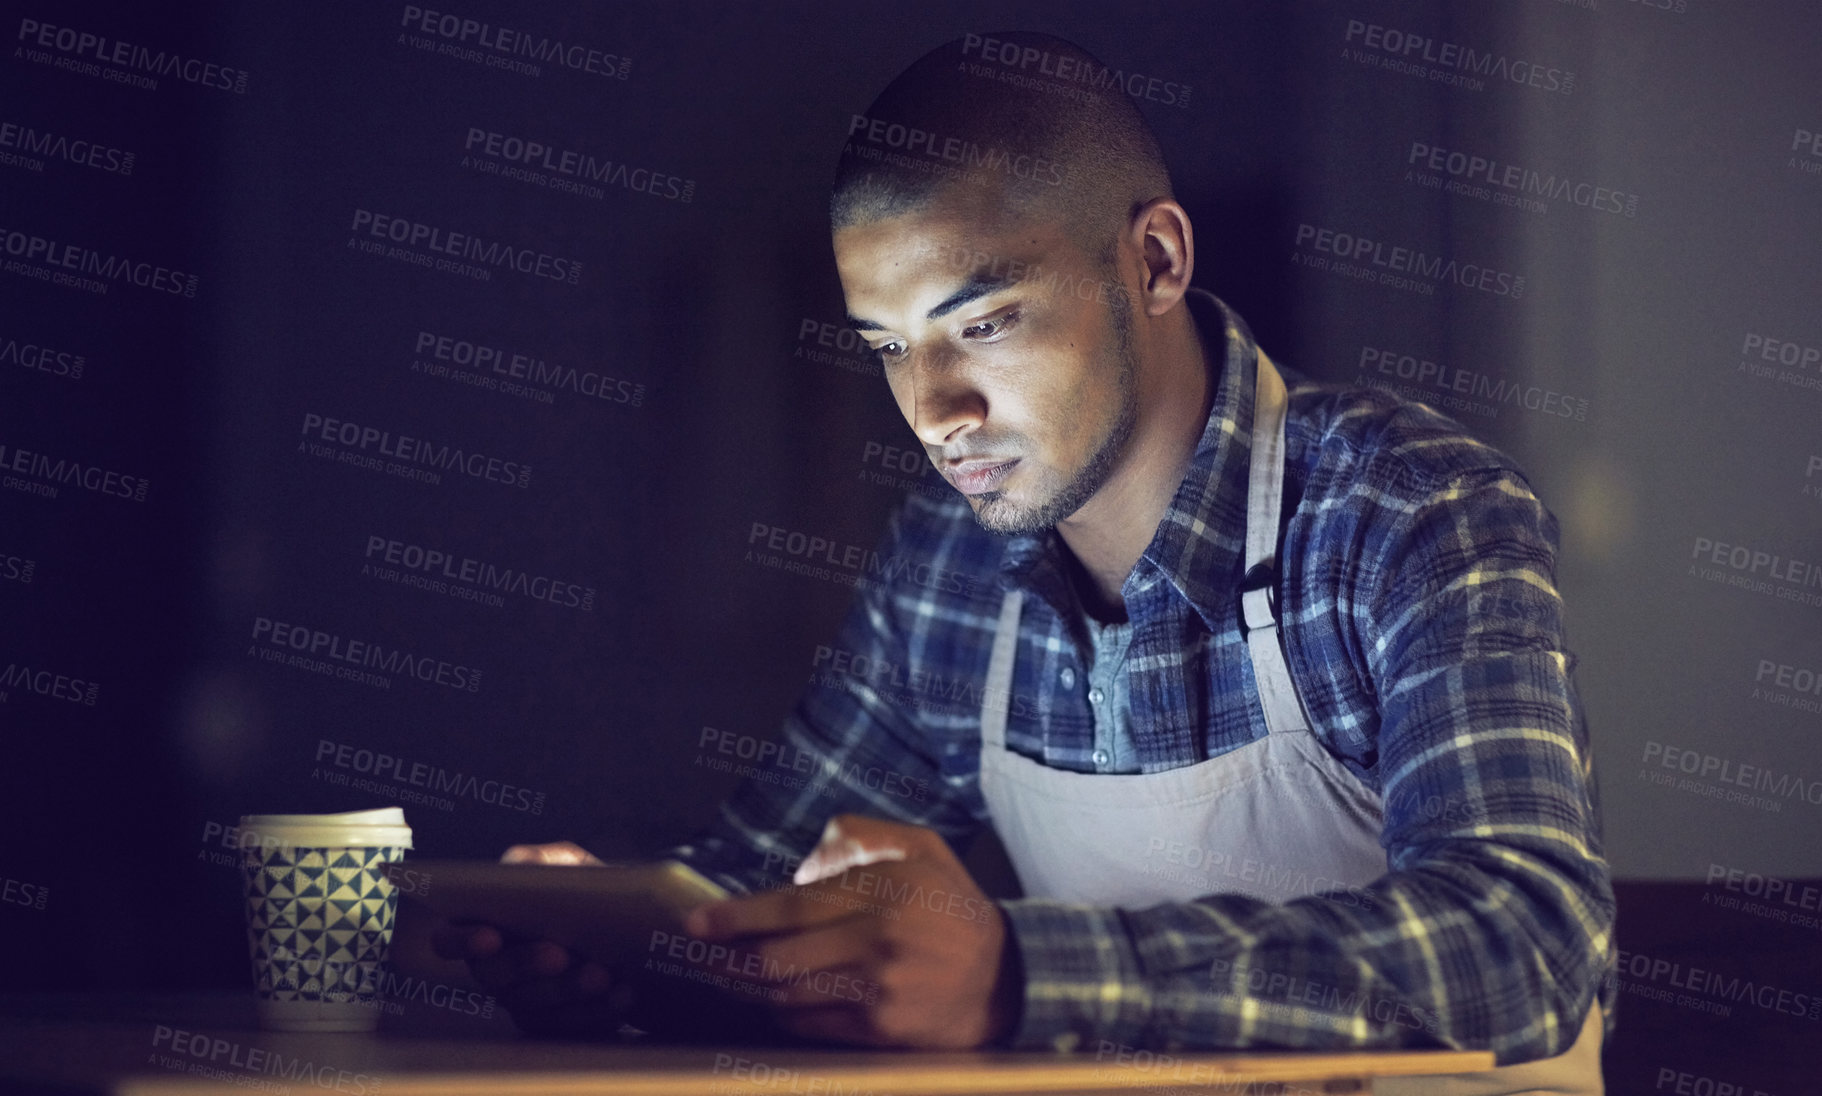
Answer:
[{"xmin": 847, "ymin": 272, "xmax": 1025, "ymax": 332}]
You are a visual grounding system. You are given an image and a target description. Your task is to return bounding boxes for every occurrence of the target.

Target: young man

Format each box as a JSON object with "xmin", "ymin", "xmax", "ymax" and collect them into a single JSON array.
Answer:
[{"xmin": 439, "ymin": 33, "xmax": 1614, "ymax": 1092}]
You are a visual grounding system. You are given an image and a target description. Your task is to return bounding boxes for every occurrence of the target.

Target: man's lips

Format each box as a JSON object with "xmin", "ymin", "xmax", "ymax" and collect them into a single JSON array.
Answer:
[{"xmin": 945, "ymin": 457, "xmax": 1019, "ymax": 495}]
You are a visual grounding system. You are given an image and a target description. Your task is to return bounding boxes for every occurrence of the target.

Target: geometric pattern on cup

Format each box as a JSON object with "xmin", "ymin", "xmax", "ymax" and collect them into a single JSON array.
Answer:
[{"xmin": 242, "ymin": 845, "xmax": 405, "ymax": 1002}]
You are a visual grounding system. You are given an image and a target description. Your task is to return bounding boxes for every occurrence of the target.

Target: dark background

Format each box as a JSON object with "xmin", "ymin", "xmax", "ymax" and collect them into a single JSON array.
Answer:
[{"xmin": 3, "ymin": 1, "xmax": 1818, "ymax": 1089}]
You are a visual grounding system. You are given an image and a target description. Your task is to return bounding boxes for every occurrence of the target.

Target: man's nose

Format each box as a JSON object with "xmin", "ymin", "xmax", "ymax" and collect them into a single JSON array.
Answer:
[{"xmin": 903, "ymin": 349, "xmax": 986, "ymax": 448}]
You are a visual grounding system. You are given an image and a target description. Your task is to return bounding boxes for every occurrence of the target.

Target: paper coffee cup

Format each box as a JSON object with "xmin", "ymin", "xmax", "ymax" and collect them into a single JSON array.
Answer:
[{"xmin": 238, "ymin": 808, "xmax": 413, "ymax": 1032}]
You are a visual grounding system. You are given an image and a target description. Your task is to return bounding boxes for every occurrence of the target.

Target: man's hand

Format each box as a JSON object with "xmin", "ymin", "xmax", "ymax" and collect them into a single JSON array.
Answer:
[
  {"xmin": 683, "ymin": 814, "xmax": 1023, "ymax": 1049},
  {"xmin": 499, "ymin": 841, "xmax": 607, "ymax": 867},
  {"xmin": 429, "ymin": 841, "xmax": 629, "ymax": 1036}
]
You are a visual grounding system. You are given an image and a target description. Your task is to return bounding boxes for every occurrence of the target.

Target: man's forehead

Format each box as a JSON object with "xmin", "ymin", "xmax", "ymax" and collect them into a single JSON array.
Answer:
[
  {"xmin": 837, "ymin": 226, "xmax": 1071, "ymax": 332},
  {"xmin": 835, "ymin": 203, "xmax": 1071, "ymax": 312}
]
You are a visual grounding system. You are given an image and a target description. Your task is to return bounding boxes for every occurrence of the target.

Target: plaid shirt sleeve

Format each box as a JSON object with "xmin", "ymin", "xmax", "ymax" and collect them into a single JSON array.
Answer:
[
  {"xmin": 998, "ymin": 462, "xmax": 1615, "ymax": 1066},
  {"xmin": 664, "ymin": 499, "xmax": 990, "ymax": 898}
]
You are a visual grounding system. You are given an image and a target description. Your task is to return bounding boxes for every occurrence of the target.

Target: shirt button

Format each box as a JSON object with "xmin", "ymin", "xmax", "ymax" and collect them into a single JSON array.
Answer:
[
  {"xmin": 1089, "ymin": 686, "xmax": 1105, "ymax": 705},
  {"xmin": 1059, "ymin": 667, "xmax": 1076, "ymax": 689},
  {"xmin": 1092, "ymin": 749, "xmax": 1111, "ymax": 767}
]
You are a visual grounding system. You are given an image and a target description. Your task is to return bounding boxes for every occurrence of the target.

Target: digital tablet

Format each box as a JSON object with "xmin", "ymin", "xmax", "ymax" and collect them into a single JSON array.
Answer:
[{"xmin": 381, "ymin": 859, "xmax": 730, "ymax": 967}]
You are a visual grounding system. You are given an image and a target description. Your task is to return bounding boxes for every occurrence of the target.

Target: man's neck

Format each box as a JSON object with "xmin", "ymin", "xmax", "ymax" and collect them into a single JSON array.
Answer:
[{"xmin": 1055, "ymin": 302, "xmax": 1217, "ymax": 620}]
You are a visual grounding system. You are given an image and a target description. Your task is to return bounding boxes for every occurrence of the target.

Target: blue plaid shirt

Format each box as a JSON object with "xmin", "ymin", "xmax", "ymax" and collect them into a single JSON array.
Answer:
[{"xmin": 668, "ymin": 291, "xmax": 1615, "ymax": 1065}]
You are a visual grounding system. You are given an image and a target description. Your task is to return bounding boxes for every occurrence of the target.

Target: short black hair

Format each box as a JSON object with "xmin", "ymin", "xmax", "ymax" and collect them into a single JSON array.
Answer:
[{"xmin": 830, "ymin": 32, "xmax": 1174, "ymax": 259}]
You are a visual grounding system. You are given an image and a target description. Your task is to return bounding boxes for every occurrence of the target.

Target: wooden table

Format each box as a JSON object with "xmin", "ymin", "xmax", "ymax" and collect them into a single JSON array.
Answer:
[{"xmin": 0, "ymin": 992, "xmax": 1494, "ymax": 1095}]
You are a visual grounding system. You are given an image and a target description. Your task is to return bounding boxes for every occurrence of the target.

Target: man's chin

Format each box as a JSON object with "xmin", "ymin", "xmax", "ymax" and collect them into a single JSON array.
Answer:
[{"xmin": 965, "ymin": 491, "xmax": 1054, "ymax": 537}]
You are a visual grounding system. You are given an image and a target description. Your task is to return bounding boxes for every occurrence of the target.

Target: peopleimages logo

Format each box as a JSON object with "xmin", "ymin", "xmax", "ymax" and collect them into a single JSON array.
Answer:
[
  {"xmin": 0, "ymin": 439, "xmax": 148, "ymax": 502},
  {"xmin": 1706, "ymin": 862, "xmax": 1822, "ymax": 924},
  {"xmin": 250, "ymin": 615, "xmax": 483, "ymax": 693},
  {"xmin": 315, "ymin": 739, "xmax": 545, "ymax": 814},
  {"xmin": 846, "ymin": 114, "xmax": 1064, "ymax": 187},
  {"xmin": 0, "ymin": 658, "xmax": 100, "ymax": 706},
  {"xmin": 1207, "ymin": 958, "xmax": 1440, "ymax": 1035},
  {"xmin": 0, "ymin": 223, "xmax": 197, "ymax": 298},
  {"xmin": 810, "ymin": 644, "xmax": 1039, "ymax": 723},
  {"xmin": 957, "ymin": 32, "xmax": 1191, "ymax": 109},
  {"xmin": 148, "ymin": 1026, "xmax": 378, "ymax": 1096},
  {"xmin": 412, "ymin": 330, "xmax": 646, "ymax": 408},
  {"xmin": 1607, "ymin": 947, "xmax": 1821, "ymax": 1021},
  {"xmin": 795, "ymin": 317, "xmax": 882, "ymax": 377},
  {"xmin": 362, "ymin": 534, "xmax": 596, "ymax": 612},
  {"xmin": 696, "ymin": 726, "xmax": 931, "ymax": 805},
  {"xmin": 15, "ymin": 18, "xmax": 249, "ymax": 94},
  {"xmin": 1406, "ymin": 141, "xmax": 1637, "ymax": 218},
  {"xmin": 746, "ymin": 520, "xmax": 976, "ymax": 598},
  {"xmin": 1293, "ymin": 223, "xmax": 1524, "ymax": 299},
  {"xmin": 1357, "ymin": 345, "xmax": 1589, "ymax": 423},
  {"xmin": 0, "ymin": 552, "xmax": 34, "ymax": 584},
  {"xmin": 1143, "ymin": 837, "xmax": 1378, "ymax": 911},
  {"xmin": 298, "ymin": 412, "xmax": 532, "ymax": 490},
  {"xmin": 397, "ymin": 6, "xmax": 630, "ymax": 80},
  {"xmin": 1, "ymin": 875, "xmax": 48, "ymax": 911},
  {"xmin": 1736, "ymin": 331, "xmax": 1822, "ymax": 394},
  {"xmin": 927, "ymin": 242, "xmax": 1132, "ymax": 306},
  {"xmin": 0, "ymin": 118, "xmax": 134, "ymax": 176},
  {"xmin": 462, "ymin": 128, "xmax": 693, "ymax": 204},
  {"xmin": 1, "ymin": 329, "xmax": 84, "ymax": 381},
  {"xmin": 1641, "ymin": 740, "xmax": 1822, "ymax": 811},
  {"xmin": 1688, "ymin": 535, "xmax": 1822, "ymax": 609},
  {"xmin": 1343, "ymin": 20, "xmax": 1573, "ymax": 95},
  {"xmin": 1652, "ymin": 1068, "xmax": 1774, "ymax": 1096},
  {"xmin": 348, "ymin": 209, "xmax": 582, "ymax": 285},
  {"xmin": 1791, "ymin": 127, "xmax": 1822, "ymax": 175},
  {"xmin": 857, "ymin": 440, "xmax": 950, "ymax": 502},
  {"xmin": 1752, "ymin": 658, "xmax": 1822, "ymax": 715}
]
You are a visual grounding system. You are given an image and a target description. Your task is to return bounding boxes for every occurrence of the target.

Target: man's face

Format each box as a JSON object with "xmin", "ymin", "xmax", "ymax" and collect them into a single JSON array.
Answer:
[{"xmin": 833, "ymin": 184, "xmax": 1139, "ymax": 535}]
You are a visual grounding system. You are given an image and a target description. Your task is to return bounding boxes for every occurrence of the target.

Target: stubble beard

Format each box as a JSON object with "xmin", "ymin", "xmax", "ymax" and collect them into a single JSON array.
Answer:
[{"xmin": 969, "ymin": 288, "xmax": 1139, "ymax": 536}]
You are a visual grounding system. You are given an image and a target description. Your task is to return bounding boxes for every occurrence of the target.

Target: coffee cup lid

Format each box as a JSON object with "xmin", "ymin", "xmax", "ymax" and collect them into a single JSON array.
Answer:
[{"xmin": 237, "ymin": 807, "xmax": 414, "ymax": 849}]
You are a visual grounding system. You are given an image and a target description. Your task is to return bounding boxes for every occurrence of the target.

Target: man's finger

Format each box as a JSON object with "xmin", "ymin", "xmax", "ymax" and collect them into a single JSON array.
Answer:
[
  {"xmin": 734, "ymin": 919, "xmax": 876, "ymax": 990},
  {"xmin": 430, "ymin": 922, "xmax": 502, "ymax": 960},
  {"xmin": 471, "ymin": 939, "xmax": 573, "ymax": 993},
  {"xmin": 501, "ymin": 841, "xmax": 602, "ymax": 865}
]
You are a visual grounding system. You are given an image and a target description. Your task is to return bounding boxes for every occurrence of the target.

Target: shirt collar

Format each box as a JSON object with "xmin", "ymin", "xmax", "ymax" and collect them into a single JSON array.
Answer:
[{"xmin": 999, "ymin": 288, "xmax": 1261, "ymax": 634}]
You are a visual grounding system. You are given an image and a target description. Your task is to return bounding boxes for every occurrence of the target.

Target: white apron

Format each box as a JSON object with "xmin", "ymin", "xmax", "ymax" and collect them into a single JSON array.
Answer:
[{"xmin": 977, "ymin": 349, "xmax": 1603, "ymax": 1094}]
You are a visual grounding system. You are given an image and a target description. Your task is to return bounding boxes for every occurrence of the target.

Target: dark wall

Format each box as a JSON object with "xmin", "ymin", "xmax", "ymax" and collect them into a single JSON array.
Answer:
[{"xmin": 3, "ymin": 1, "xmax": 1818, "ymax": 1088}]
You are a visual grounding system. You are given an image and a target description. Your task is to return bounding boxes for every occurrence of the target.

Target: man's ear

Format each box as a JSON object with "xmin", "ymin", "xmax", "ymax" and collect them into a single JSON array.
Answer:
[{"xmin": 1127, "ymin": 198, "xmax": 1194, "ymax": 317}]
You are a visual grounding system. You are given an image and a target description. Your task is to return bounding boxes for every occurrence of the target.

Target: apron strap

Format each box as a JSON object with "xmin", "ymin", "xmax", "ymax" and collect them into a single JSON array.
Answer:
[
  {"xmin": 981, "ymin": 587, "xmax": 1024, "ymax": 751},
  {"xmin": 1241, "ymin": 349, "xmax": 1313, "ymax": 737}
]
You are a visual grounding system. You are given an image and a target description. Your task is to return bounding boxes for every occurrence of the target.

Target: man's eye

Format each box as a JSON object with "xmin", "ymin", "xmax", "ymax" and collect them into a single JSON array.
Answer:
[
  {"xmin": 962, "ymin": 311, "xmax": 1018, "ymax": 340},
  {"xmin": 875, "ymin": 340, "xmax": 907, "ymax": 360}
]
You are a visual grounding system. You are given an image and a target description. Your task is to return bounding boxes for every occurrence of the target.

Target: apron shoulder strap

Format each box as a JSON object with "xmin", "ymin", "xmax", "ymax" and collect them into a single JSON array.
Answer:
[
  {"xmin": 1241, "ymin": 349, "xmax": 1313, "ymax": 736},
  {"xmin": 981, "ymin": 587, "xmax": 1024, "ymax": 750}
]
